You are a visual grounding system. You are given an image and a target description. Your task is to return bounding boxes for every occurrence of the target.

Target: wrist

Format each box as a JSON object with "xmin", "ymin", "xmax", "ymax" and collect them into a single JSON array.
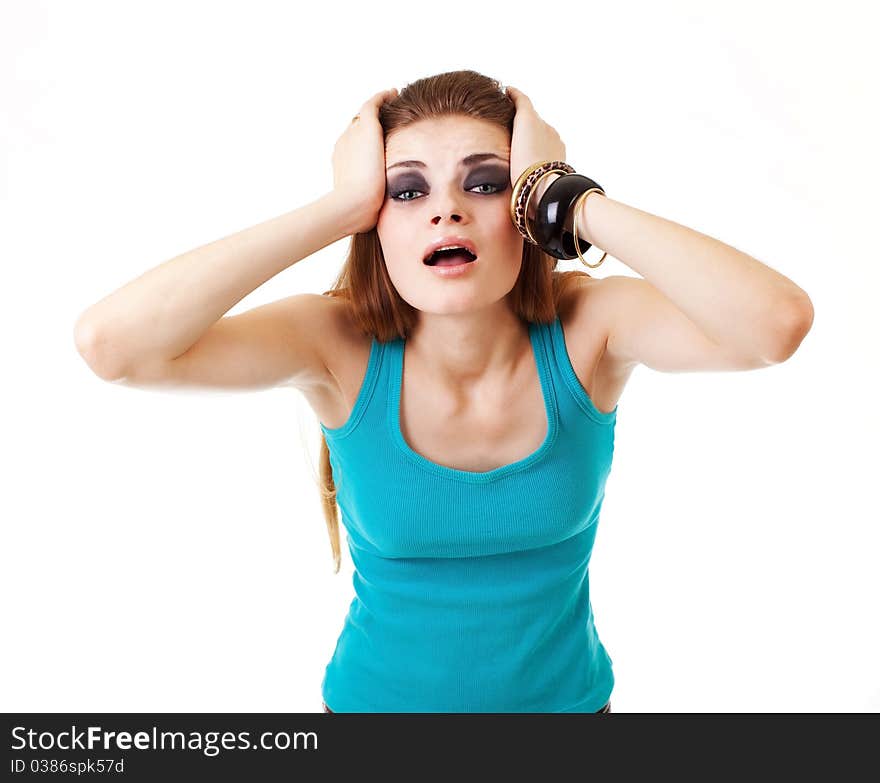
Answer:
[
  {"xmin": 323, "ymin": 191, "xmax": 365, "ymax": 239},
  {"xmin": 574, "ymin": 189, "xmax": 607, "ymax": 246}
]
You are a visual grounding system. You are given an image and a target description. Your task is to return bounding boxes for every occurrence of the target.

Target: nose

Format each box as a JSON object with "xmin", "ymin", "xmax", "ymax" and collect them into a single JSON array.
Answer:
[
  {"xmin": 432, "ymin": 212, "xmax": 462, "ymax": 224},
  {"xmin": 431, "ymin": 186, "xmax": 468, "ymax": 225}
]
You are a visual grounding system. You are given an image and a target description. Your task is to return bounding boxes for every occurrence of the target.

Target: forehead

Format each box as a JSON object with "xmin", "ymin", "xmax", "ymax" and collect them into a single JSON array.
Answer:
[{"xmin": 385, "ymin": 116, "xmax": 509, "ymax": 163}]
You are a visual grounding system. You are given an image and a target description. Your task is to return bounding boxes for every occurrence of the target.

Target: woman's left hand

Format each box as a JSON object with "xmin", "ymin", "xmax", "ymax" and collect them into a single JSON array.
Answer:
[{"xmin": 506, "ymin": 86, "xmax": 567, "ymax": 187}]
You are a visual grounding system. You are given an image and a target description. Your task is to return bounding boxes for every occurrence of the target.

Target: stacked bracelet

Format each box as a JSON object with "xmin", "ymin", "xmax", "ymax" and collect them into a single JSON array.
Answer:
[
  {"xmin": 510, "ymin": 159, "xmax": 608, "ymax": 269},
  {"xmin": 510, "ymin": 160, "xmax": 574, "ymax": 243}
]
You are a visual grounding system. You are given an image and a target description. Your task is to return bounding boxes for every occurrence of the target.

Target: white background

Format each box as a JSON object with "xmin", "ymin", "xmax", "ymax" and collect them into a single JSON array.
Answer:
[{"xmin": 2, "ymin": 0, "xmax": 877, "ymax": 713}]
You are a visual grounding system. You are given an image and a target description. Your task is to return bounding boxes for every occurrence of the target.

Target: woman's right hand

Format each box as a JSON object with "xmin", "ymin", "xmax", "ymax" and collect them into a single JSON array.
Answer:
[{"xmin": 331, "ymin": 88, "xmax": 399, "ymax": 235}]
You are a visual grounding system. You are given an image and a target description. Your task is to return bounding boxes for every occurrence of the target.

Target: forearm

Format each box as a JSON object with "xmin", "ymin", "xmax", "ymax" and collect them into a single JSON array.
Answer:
[
  {"xmin": 572, "ymin": 193, "xmax": 813, "ymax": 356},
  {"xmin": 74, "ymin": 191, "xmax": 352, "ymax": 374}
]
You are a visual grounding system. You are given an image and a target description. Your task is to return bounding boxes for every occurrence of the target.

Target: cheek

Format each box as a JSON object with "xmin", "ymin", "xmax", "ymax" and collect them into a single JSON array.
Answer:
[
  {"xmin": 376, "ymin": 234, "xmax": 417, "ymax": 284},
  {"xmin": 376, "ymin": 216, "xmax": 404, "ymax": 264},
  {"xmin": 490, "ymin": 215, "xmax": 524, "ymax": 261},
  {"xmin": 484, "ymin": 202, "xmax": 519, "ymax": 240}
]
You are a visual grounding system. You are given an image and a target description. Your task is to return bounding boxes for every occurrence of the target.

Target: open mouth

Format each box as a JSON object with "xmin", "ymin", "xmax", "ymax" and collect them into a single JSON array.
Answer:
[{"xmin": 423, "ymin": 247, "xmax": 478, "ymax": 266}]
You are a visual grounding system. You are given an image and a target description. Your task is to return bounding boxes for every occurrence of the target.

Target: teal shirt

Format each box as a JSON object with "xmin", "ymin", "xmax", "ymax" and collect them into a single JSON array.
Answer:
[{"xmin": 319, "ymin": 315, "xmax": 618, "ymax": 712}]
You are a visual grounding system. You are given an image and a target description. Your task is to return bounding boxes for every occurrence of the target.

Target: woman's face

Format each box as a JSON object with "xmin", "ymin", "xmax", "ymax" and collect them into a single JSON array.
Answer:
[{"xmin": 376, "ymin": 116, "xmax": 524, "ymax": 315}]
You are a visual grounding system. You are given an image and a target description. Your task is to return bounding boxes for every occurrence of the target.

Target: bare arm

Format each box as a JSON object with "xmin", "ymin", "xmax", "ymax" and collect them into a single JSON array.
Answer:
[{"xmin": 73, "ymin": 191, "xmax": 354, "ymax": 381}]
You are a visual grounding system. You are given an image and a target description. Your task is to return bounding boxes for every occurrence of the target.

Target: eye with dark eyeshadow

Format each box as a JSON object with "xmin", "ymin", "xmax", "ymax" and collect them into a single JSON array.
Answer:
[
  {"xmin": 388, "ymin": 165, "xmax": 510, "ymax": 203},
  {"xmin": 390, "ymin": 182, "xmax": 507, "ymax": 202}
]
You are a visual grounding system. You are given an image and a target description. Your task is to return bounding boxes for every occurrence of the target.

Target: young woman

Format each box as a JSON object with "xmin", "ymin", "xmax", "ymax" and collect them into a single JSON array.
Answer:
[{"xmin": 73, "ymin": 70, "xmax": 814, "ymax": 713}]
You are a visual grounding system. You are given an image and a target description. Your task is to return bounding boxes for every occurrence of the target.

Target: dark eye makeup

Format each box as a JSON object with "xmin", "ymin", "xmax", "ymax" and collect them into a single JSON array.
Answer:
[{"xmin": 387, "ymin": 165, "xmax": 510, "ymax": 203}]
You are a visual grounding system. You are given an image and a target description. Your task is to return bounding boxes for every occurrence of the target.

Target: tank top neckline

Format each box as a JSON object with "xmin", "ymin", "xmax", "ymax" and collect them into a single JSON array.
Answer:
[{"xmin": 387, "ymin": 319, "xmax": 560, "ymax": 484}]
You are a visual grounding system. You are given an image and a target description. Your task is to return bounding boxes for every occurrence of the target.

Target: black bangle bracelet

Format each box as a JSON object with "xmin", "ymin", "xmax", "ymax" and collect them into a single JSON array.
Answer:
[{"xmin": 534, "ymin": 173, "xmax": 604, "ymax": 260}]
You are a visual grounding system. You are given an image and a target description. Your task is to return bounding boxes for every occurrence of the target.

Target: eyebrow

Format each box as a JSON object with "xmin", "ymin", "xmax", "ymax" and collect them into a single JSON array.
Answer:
[{"xmin": 386, "ymin": 153, "xmax": 509, "ymax": 172}]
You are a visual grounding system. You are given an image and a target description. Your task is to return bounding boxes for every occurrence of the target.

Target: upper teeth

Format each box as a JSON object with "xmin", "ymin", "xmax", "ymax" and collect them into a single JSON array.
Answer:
[{"xmin": 436, "ymin": 245, "xmax": 466, "ymax": 252}]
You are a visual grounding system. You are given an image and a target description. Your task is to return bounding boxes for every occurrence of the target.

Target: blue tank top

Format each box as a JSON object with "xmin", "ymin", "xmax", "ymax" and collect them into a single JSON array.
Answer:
[{"xmin": 319, "ymin": 314, "xmax": 618, "ymax": 712}]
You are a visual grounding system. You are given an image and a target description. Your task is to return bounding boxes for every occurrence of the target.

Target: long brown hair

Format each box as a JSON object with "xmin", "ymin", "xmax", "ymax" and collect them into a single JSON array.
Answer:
[{"xmin": 318, "ymin": 69, "xmax": 589, "ymax": 573}]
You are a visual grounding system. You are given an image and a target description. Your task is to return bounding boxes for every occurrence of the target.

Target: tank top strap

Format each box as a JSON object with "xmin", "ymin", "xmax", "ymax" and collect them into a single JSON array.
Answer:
[{"xmin": 319, "ymin": 334, "xmax": 387, "ymax": 441}]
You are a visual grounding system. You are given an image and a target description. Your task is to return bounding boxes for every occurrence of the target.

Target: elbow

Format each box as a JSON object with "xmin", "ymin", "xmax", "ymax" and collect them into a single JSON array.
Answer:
[
  {"xmin": 762, "ymin": 294, "xmax": 815, "ymax": 364},
  {"xmin": 73, "ymin": 315, "xmax": 125, "ymax": 381}
]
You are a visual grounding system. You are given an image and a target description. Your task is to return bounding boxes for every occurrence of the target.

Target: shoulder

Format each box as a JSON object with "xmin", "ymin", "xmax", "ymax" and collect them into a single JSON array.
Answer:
[
  {"xmin": 555, "ymin": 270, "xmax": 601, "ymax": 309},
  {"xmin": 555, "ymin": 272, "xmax": 611, "ymax": 348},
  {"xmin": 324, "ymin": 292, "xmax": 372, "ymax": 342}
]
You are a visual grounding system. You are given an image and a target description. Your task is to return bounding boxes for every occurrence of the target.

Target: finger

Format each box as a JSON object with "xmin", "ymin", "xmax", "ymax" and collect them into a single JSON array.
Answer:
[
  {"xmin": 507, "ymin": 85, "xmax": 535, "ymax": 112},
  {"xmin": 365, "ymin": 87, "xmax": 399, "ymax": 107}
]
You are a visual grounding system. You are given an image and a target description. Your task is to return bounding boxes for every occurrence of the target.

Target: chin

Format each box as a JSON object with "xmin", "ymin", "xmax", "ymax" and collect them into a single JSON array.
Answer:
[{"xmin": 402, "ymin": 286, "xmax": 519, "ymax": 316}]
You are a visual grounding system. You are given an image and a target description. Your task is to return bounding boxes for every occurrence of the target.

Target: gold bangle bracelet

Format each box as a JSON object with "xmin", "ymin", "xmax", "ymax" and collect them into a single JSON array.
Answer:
[
  {"xmin": 509, "ymin": 161, "xmax": 548, "ymax": 226},
  {"xmin": 571, "ymin": 188, "xmax": 608, "ymax": 269}
]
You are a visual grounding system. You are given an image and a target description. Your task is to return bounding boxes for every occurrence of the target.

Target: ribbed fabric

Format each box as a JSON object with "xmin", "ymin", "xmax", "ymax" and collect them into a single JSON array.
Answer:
[{"xmin": 319, "ymin": 315, "xmax": 618, "ymax": 713}]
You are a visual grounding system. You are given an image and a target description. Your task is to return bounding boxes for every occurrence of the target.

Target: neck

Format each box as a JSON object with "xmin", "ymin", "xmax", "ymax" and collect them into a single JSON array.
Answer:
[{"xmin": 406, "ymin": 303, "xmax": 530, "ymax": 395}]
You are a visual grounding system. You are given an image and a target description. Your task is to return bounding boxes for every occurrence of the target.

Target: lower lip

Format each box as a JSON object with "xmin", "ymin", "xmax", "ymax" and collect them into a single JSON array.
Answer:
[{"xmin": 425, "ymin": 258, "xmax": 478, "ymax": 277}]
